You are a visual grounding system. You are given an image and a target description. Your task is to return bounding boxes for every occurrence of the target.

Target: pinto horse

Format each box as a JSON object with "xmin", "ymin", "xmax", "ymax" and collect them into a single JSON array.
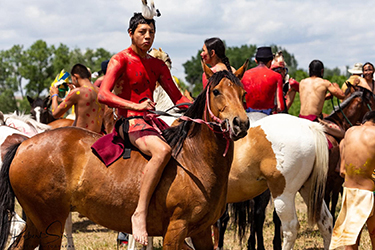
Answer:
[
  {"xmin": 226, "ymin": 113, "xmax": 332, "ymax": 250},
  {"xmin": 27, "ymin": 95, "xmax": 56, "ymax": 124},
  {"xmin": 323, "ymin": 82, "xmax": 375, "ymax": 224},
  {"xmin": 0, "ymin": 62, "xmax": 250, "ymax": 250}
]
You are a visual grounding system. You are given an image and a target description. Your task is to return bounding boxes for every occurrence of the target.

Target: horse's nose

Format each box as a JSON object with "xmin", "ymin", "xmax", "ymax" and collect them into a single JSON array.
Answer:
[{"xmin": 232, "ymin": 116, "xmax": 249, "ymax": 139}]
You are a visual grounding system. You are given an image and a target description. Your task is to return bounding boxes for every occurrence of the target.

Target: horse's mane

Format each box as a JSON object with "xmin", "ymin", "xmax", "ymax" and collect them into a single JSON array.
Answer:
[
  {"xmin": 4, "ymin": 112, "xmax": 51, "ymax": 131},
  {"xmin": 162, "ymin": 70, "xmax": 242, "ymax": 157}
]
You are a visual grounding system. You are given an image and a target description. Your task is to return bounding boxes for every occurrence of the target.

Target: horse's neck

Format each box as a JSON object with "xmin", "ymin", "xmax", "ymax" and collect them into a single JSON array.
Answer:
[{"xmin": 176, "ymin": 124, "xmax": 233, "ymax": 182}]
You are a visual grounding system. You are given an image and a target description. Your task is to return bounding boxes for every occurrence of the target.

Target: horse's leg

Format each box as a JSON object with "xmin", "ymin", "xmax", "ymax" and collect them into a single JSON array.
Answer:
[
  {"xmin": 247, "ymin": 199, "xmax": 255, "ymax": 250},
  {"xmin": 299, "ymin": 183, "xmax": 333, "ymax": 250},
  {"xmin": 217, "ymin": 206, "xmax": 229, "ymax": 250},
  {"xmin": 189, "ymin": 227, "xmax": 213, "ymax": 250},
  {"xmin": 272, "ymin": 209, "xmax": 282, "ymax": 250},
  {"xmin": 273, "ymin": 193, "xmax": 299, "ymax": 250},
  {"xmin": 162, "ymin": 220, "xmax": 188, "ymax": 250},
  {"xmin": 9, "ymin": 217, "xmax": 40, "ymax": 250},
  {"xmin": 8, "ymin": 213, "xmax": 26, "ymax": 248},
  {"xmin": 65, "ymin": 212, "xmax": 75, "ymax": 250},
  {"xmin": 254, "ymin": 190, "xmax": 270, "ymax": 250}
]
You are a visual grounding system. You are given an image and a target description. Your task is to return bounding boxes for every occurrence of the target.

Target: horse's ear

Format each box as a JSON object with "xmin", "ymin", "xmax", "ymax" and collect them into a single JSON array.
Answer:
[
  {"xmin": 44, "ymin": 96, "xmax": 52, "ymax": 109},
  {"xmin": 27, "ymin": 95, "xmax": 34, "ymax": 105},
  {"xmin": 201, "ymin": 59, "xmax": 214, "ymax": 79},
  {"xmin": 234, "ymin": 59, "xmax": 249, "ymax": 80}
]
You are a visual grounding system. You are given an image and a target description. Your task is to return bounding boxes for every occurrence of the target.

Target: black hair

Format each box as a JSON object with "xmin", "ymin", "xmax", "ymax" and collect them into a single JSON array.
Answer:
[
  {"xmin": 362, "ymin": 110, "xmax": 375, "ymax": 124},
  {"xmin": 71, "ymin": 63, "xmax": 91, "ymax": 79},
  {"xmin": 204, "ymin": 37, "xmax": 232, "ymax": 72},
  {"xmin": 309, "ymin": 60, "xmax": 324, "ymax": 77},
  {"xmin": 128, "ymin": 13, "xmax": 156, "ymax": 34},
  {"xmin": 362, "ymin": 62, "xmax": 375, "ymax": 72}
]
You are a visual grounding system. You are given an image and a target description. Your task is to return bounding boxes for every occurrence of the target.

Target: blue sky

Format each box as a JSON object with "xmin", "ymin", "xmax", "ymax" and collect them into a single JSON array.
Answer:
[{"xmin": 1, "ymin": 0, "xmax": 375, "ymax": 82}]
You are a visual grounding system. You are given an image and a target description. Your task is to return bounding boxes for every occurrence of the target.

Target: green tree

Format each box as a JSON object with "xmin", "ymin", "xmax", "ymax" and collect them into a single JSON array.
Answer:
[
  {"xmin": 183, "ymin": 51, "xmax": 203, "ymax": 97},
  {"xmin": 51, "ymin": 43, "xmax": 71, "ymax": 78},
  {"xmin": 22, "ymin": 40, "xmax": 54, "ymax": 97},
  {"xmin": 0, "ymin": 46, "xmax": 25, "ymax": 113}
]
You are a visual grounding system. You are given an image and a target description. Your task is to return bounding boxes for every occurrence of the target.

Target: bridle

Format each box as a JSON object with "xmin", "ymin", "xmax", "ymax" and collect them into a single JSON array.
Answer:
[
  {"xmin": 332, "ymin": 88, "xmax": 374, "ymax": 127},
  {"xmin": 179, "ymin": 82, "xmax": 231, "ymax": 157}
]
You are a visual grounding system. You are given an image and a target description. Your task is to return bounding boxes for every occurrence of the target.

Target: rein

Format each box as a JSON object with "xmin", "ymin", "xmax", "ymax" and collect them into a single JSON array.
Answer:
[
  {"xmin": 332, "ymin": 90, "xmax": 373, "ymax": 127},
  {"xmin": 179, "ymin": 83, "xmax": 231, "ymax": 157}
]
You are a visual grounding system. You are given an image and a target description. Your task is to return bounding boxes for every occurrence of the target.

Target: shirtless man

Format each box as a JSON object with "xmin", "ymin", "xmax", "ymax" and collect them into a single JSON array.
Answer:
[
  {"xmin": 299, "ymin": 59, "xmax": 346, "ymax": 139},
  {"xmin": 50, "ymin": 63, "xmax": 105, "ymax": 133},
  {"xmin": 98, "ymin": 13, "xmax": 191, "ymax": 246},
  {"xmin": 329, "ymin": 111, "xmax": 375, "ymax": 249}
]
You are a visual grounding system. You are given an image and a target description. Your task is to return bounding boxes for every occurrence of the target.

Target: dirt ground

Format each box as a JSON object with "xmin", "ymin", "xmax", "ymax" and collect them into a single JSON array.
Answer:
[{"xmin": 12, "ymin": 193, "xmax": 372, "ymax": 249}]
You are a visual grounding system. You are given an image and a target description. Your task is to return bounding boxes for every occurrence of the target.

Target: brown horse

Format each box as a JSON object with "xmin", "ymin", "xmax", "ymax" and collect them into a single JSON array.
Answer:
[
  {"xmin": 324, "ymin": 82, "xmax": 375, "ymax": 224},
  {"xmin": 0, "ymin": 62, "xmax": 249, "ymax": 250}
]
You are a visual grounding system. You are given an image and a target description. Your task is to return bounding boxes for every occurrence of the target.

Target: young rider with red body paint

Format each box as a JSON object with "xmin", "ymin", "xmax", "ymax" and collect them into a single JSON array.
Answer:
[
  {"xmin": 98, "ymin": 13, "xmax": 191, "ymax": 246},
  {"xmin": 50, "ymin": 63, "xmax": 105, "ymax": 134}
]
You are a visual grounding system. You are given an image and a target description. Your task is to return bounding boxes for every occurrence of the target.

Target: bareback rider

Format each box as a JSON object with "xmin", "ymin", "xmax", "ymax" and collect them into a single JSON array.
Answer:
[
  {"xmin": 241, "ymin": 46, "xmax": 286, "ymax": 115},
  {"xmin": 98, "ymin": 12, "xmax": 191, "ymax": 246},
  {"xmin": 299, "ymin": 59, "xmax": 346, "ymax": 148}
]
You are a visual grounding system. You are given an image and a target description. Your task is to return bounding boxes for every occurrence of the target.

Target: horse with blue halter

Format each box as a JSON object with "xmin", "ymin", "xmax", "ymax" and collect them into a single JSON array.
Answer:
[{"xmin": 0, "ymin": 62, "xmax": 249, "ymax": 250}]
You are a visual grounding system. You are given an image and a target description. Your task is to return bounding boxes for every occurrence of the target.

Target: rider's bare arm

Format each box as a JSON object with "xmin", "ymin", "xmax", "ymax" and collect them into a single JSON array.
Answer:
[
  {"xmin": 327, "ymin": 81, "xmax": 345, "ymax": 99},
  {"xmin": 51, "ymin": 88, "xmax": 79, "ymax": 118}
]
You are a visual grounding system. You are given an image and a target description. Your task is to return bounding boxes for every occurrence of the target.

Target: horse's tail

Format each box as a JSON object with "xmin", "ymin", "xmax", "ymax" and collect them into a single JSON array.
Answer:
[
  {"xmin": 0, "ymin": 142, "xmax": 21, "ymax": 250},
  {"xmin": 228, "ymin": 200, "xmax": 252, "ymax": 244},
  {"xmin": 306, "ymin": 122, "xmax": 329, "ymax": 225}
]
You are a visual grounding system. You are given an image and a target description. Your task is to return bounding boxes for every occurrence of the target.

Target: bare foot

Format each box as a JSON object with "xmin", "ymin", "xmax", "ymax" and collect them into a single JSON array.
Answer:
[{"xmin": 131, "ymin": 212, "xmax": 148, "ymax": 246}]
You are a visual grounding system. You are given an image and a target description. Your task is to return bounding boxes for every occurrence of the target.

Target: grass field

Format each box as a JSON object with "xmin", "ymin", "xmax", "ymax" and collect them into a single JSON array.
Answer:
[{"xmin": 13, "ymin": 193, "xmax": 372, "ymax": 249}]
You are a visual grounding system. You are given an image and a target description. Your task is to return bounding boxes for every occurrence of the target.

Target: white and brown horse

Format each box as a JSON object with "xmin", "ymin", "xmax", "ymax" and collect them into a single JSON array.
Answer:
[{"xmin": 227, "ymin": 113, "xmax": 332, "ymax": 250}]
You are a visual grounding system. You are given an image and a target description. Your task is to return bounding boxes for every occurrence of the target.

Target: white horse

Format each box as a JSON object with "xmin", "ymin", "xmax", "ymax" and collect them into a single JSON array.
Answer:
[
  {"xmin": 227, "ymin": 114, "xmax": 332, "ymax": 249},
  {"xmin": 0, "ymin": 112, "xmax": 75, "ymax": 250}
]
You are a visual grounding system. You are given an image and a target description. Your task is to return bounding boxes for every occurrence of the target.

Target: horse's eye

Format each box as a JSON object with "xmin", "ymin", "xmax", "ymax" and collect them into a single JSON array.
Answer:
[{"xmin": 213, "ymin": 89, "xmax": 220, "ymax": 96}]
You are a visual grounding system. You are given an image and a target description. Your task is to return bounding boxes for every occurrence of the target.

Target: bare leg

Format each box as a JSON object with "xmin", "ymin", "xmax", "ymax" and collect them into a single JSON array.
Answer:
[
  {"xmin": 129, "ymin": 132, "xmax": 172, "ymax": 246},
  {"xmin": 366, "ymin": 209, "xmax": 375, "ymax": 249}
]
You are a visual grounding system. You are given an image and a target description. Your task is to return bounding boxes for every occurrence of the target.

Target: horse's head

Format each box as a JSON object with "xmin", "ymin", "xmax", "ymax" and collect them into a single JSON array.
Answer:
[
  {"xmin": 327, "ymin": 81, "xmax": 375, "ymax": 129},
  {"xmin": 202, "ymin": 60, "xmax": 250, "ymax": 140},
  {"xmin": 27, "ymin": 95, "xmax": 54, "ymax": 124},
  {"xmin": 149, "ymin": 48, "xmax": 172, "ymax": 70}
]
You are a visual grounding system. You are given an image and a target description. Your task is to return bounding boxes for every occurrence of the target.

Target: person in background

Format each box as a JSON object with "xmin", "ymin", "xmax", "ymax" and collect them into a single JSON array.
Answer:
[
  {"xmin": 299, "ymin": 59, "xmax": 345, "ymax": 145},
  {"xmin": 270, "ymin": 51, "xmax": 299, "ymax": 111},
  {"xmin": 342, "ymin": 63, "xmax": 367, "ymax": 92},
  {"xmin": 201, "ymin": 37, "xmax": 235, "ymax": 88},
  {"xmin": 362, "ymin": 62, "xmax": 375, "ymax": 93},
  {"xmin": 94, "ymin": 60, "xmax": 110, "ymax": 87},
  {"xmin": 50, "ymin": 63, "xmax": 105, "ymax": 134},
  {"xmin": 242, "ymin": 46, "xmax": 285, "ymax": 115}
]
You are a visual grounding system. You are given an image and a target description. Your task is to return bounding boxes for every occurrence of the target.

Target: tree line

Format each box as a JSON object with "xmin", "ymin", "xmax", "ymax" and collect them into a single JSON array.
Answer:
[{"xmin": 0, "ymin": 40, "xmax": 349, "ymax": 116}]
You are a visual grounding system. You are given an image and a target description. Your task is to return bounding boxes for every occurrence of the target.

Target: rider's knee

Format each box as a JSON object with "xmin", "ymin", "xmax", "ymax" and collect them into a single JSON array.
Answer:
[{"xmin": 156, "ymin": 143, "xmax": 172, "ymax": 161}]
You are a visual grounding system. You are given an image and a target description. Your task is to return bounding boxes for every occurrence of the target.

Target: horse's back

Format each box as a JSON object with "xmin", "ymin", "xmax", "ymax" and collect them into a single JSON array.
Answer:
[{"xmin": 253, "ymin": 114, "xmax": 322, "ymax": 181}]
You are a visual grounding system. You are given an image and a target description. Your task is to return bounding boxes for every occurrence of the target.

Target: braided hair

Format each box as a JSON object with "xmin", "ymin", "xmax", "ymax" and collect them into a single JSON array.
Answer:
[{"xmin": 204, "ymin": 37, "xmax": 232, "ymax": 72}]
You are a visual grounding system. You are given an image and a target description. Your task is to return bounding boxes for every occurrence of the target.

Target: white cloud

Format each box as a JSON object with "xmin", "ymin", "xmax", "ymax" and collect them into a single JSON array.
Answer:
[{"xmin": 1, "ymin": 0, "xmax": 375, "ymax": 81}]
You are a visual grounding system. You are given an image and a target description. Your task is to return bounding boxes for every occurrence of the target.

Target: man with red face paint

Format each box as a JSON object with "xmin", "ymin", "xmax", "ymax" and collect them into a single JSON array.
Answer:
[
  {"xmin": 241, "ymin": 46, "xmax": 286, "ymax": 115},
  {"xmin": 98, "ymin": 13, "xmax": 191, "ymax": 246}
]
